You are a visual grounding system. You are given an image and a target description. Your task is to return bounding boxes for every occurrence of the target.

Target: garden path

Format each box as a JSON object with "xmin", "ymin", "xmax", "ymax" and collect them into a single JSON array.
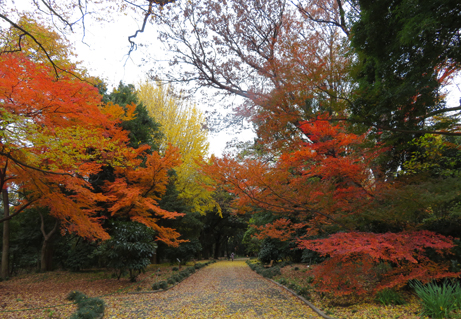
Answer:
[{"xmin": 104, "ymin": 260, "xmax": 321, "ymax": 318}]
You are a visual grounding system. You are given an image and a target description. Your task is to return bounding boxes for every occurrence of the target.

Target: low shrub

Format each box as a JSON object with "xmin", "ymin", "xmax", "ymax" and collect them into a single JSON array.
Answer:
[
  {"xmin": 296, "ymin": 286, "xmax": 311, "ymax": 300},
  {"xmin": 412, "ymin": 280, "xmax": 461, "ymax": 319},
  {"xmin": 278, "ymin": 278, "xmax": 288, "ymax": 285},
  {"xmin": 172, "ymin": 267, "xmax": 179, "ymax": 271},
  {"xmin": 158, "ymin": 281, "xmax": 168, "ymax": 290},
  {"xmin": 167, "ymin": 277, "xmax": 175, "ymax": 285},
  {"xmin": 67, "ymin": 291, "xmax": 105, "ymax": 319},
  {"xmin": 260, "ymin": 267, "xmax": 281, "ymax": 279},
  {"xmin": 375, "ymin": 289, "xmax": 406, "ymax": 306},
  {"xmin": 152, "ymin": 280, "xmax": 168, "ymax": 290}
]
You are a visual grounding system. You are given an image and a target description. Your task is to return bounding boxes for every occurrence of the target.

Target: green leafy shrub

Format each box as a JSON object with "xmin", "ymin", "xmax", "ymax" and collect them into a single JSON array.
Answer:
[
  {"xmin": 258, "ymin": 238, "xmax": 288, "ymax": 264},
  {"xmin": 159, "ymin": 281, "xmax": 168, "ymax": 290},
  {"xmin": 63, "ymin": 237, "xmax": 98, "ymax": 272},
  {"xmin": 163, "ymin": 239, "xmax": 202, "ymax": 264},
  {"xmin": 260, "ymin": 267, "xmax": 281, "ymax": 279},
  {"xmin": 152, "ymin": 280, "xmax": 168, "ymax": 290},
  {"xmin": 172, "ymin": 267, "xmax": 179, "ymax": 271},
  {"xmin": 278, "ymin": 278, "xmax": 288, "ymax": 285},
  {"xmin": 375, "ymin": 289, "xmax": 406, "ymax": 305},
  {"xmin": 412, "ymin": 280, "xmax": 461, "ymax": 318},
  {"xmin": 167, "ymin": 277, "xmax": 175, "ymax": 285},
  {"xmin": 94, "ymin": 221, "xmax": 157, "ymax": 282},
  {"xmin": 67, "ymin": 291, "xmax": 105, "ymax": 319},
  {"xmin": 296, "ymin": 286, "xmax": 311, "ymax": 300},
  {"xmin": 301, "ymin": 247, "xmax": 326, "ymax": 265}
]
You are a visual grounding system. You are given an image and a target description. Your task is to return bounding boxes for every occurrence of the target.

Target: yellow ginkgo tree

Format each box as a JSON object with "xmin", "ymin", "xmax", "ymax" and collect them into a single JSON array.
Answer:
[{"xmin": 137, "ymin": 80, "xmax": 220, "ymax": 215}]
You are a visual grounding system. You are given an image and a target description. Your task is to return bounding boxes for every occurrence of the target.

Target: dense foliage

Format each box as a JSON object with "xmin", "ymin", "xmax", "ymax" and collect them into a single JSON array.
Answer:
[{"xmin": 1, "ymin": 2, "xmax": 461, "ymax": 312}]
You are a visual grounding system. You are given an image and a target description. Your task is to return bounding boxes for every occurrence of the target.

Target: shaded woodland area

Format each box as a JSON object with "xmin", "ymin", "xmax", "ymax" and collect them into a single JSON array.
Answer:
[{"xmin": 1, "ymin": 0, "xmax": 461, "ymax": 310}]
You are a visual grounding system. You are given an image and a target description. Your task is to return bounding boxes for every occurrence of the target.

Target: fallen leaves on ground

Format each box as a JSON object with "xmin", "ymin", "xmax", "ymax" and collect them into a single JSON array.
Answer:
[
  {"xmin": 274, "ymin": 263, "xmax": 426, "ymax": 319},
  {"xmin": 104, "ymin": 260, "xmax": 320, "ymax": 318},
  {"xmin": 0, "ymin": 260, "xmax": 320, "ymax": 318}
]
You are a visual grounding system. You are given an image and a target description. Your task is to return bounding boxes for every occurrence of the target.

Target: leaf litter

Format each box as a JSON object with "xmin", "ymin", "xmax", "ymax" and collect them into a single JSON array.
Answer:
[{"xmin": 0, "ymin": 260, "xmax": 320, "ymax": 318}]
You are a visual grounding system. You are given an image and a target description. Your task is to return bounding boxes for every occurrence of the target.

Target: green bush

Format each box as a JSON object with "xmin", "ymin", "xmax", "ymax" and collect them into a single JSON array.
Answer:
[
  {"xmin": 167, "ymin": 277, "xmax": 175, "ymax": 285},
  {"xmin": 260, "ymin": 267, "xmax": 281, "ymax": 279},
  {"xmin": 278, "ymin": 278, "xmax": 288, "ymax": 285},
  {"xmin": 258, "ymin": 238, "xmax": 288, "ymax": 264},
  {"xmin": 172, "ymin": 267, "xmax": 179, "ymax": 271},
  {"xmin": 412, "ymin": 280, "xmax": 461, "ymax": 319},
  {"xmin": 163, "ymin": 239, "xmax": 202, "ymax": 264},
  {"xmin": 94, "ymin": 221, "xmax": 157, "ymax": 282},
  {"xmin": 152, "ymin": 280, "xmax": 168, "ymax": 290},
  {"xmin": 375, "ymin": 289, "xmax": 406, "ymax": 305},
  {"xmin": 67, "ymin": 291, "xmax": 105, "ymax": 319},
  {"xmin": 159, "ymin": 281, "xmax": 168, "ymax": 290},
  {"xmin": 296, "ymin": 286, "xmax": 311, "ymax": 300}
]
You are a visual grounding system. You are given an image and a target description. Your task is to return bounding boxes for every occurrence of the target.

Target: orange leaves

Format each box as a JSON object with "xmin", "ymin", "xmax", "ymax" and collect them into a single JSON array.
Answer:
[
  {"xmin": 0, "ymin": 53, "xmax": 185, "ymax": 242},
  {"xmin": 253, "ymin": 219, "xmax": 307, "ymax": 241},
  {"xmin": 105, "ymin": 146, "xmax": 185, "ymax": 246},
  {"xmin": 201, "ymin": 115, "xmax": 381, "ymax": 233},
  {"xmin": 101, "ymin": 101, "xmax": 137, "ymax": 122}
]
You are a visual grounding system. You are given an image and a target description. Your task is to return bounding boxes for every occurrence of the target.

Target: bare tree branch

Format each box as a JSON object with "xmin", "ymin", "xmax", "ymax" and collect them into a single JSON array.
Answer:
[{"xmin": 0, "ymin": 152, "xmax": 74, "ymax": 177}]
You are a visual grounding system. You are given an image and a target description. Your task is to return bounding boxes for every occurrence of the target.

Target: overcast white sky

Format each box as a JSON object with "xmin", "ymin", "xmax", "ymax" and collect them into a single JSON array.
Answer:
[
  {"xmin": 68, "ymin": 14, "xmax": 254, "ymax": 156},
  {"xmin": 5, "ymin": 2, "xmax": 461, "ymax": 156}
]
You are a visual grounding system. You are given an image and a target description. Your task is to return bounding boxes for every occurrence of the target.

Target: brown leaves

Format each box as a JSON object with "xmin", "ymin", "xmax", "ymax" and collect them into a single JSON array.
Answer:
[
  {"xmin": 104, "ymin": 261, "xmax": 321, "ymax": 318},
  {"xmin": 0, "ymin": 261, "xmax": 321, "ymax": 318}
]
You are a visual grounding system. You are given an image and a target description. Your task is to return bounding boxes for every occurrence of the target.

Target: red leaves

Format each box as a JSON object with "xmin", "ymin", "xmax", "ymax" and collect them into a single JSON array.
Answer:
[
  {"xmin": 1, "ymin": 53, "xmax": 185, "ymax": 244},
  {"xmin": 201, "ymin": 115, "xmax": 381, "ymax": 235},
  {"xmin": 253, "ymin": 219, "xmax": 307, "ymax": 241},
  {"xmin": 298, "ymin": 231, "xmax": 459, "ymax": 295}
]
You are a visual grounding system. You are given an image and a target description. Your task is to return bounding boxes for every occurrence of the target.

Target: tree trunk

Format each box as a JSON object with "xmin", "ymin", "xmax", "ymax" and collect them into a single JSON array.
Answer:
[
  {"xmin": 213, "ymin": 234, "xmax": 221, "ymax": 259},
  {"xmin": 1, "ymin": 188, "xmax": 9, "ymax": 278},
  {"xmin": 40, "ymin": 212, "xmax": 58, "ymax": 272}
]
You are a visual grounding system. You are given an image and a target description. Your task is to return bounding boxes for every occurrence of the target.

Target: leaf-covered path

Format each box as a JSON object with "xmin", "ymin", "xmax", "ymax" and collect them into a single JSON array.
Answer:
[{"xmin": 105, "ymin": 260, "xmax": 321, "ymax": 318}]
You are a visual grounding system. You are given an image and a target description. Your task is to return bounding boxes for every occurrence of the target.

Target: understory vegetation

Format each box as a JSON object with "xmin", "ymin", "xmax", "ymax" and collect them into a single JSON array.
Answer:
[
  {"xmin": 247, "ymin": 259, "xmax": 461, "ymax": 319},
  {"xmin": 1, "ymin": 0, "xmax": 461, "ymax": 318}
]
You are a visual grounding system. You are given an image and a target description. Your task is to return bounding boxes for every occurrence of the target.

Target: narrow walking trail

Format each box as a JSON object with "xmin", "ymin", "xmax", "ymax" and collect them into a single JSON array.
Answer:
[{"xmin": 104, "ymin": 260, "xmax": 321, "ymax": 318}]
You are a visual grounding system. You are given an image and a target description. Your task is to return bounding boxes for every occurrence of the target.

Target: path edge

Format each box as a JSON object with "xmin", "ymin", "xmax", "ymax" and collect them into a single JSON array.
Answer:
[{"xmin": 268, "ymin": 278, "xmax": 338, "ymax": 319}]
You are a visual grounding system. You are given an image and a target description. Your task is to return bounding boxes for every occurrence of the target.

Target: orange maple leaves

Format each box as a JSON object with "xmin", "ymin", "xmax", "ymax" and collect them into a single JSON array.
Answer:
[
  {"xmin": 201, "ymin": 115, "xmax": 380, "ymax": 234},
  {"xmin": 200, "ymin": 115, "xmax": 459, "ymax": 294},
  {"xmin": 0, "ymin": 53, "xmax": 183, "ymax": 244}
]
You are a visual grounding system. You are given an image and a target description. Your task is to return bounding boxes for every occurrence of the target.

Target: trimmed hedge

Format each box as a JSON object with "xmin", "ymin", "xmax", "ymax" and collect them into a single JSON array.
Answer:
[
  {"xmin": 153, "ymin": 260, "xmax": 217, "ymax": 291},
  {"xmin": 67, "ymin": 291, "xmax": 105, "ymax": 319}
]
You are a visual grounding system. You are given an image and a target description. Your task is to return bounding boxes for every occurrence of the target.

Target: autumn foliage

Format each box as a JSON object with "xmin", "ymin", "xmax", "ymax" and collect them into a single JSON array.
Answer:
[
  {"xmin": 200, "ymin": 115, "xmax": 459, "ymax": 294},
  {"xmin": 0, "ymin": 53, "xmax": 183, "ymax": 244},
  {"xmin": 201, "ymin": 116, "xmax": 380, "ymax": 233},
  {"xmin": 299, "ymin": 231, "xmax": 458, "ymax": 295}
]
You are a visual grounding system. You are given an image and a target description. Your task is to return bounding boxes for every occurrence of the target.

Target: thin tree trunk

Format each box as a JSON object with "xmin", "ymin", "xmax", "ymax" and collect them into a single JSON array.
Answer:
[
  {"xmin": 1, "ymin": 188, "xmax": 9, "ymax": 278},
  {"xmin": 213, "ymin": 234, "xmax": 221, "ymax": 259},
  {"xmin": 40, "ymin": 212, "xmax": 58, "ymax": 272}
]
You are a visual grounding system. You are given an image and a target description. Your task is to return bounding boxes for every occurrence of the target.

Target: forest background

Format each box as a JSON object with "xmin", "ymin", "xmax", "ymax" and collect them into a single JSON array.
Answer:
[{"xmin": 1, "ymin": 0, "xmax": 461, "ymax": 299}]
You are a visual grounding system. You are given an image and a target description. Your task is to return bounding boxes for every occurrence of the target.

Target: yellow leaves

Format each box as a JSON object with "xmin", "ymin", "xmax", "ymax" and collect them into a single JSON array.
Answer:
[
  {"xmin": 102, "ymin": 261, "xmax": 320, "ymax": 318},
  {"xmin": 137, "ymin": 80, "xmax": 218, "ymax": 215},
  {"xmin": 101, "ymin": 101, "xmax": 137, "ymax": 122}
]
